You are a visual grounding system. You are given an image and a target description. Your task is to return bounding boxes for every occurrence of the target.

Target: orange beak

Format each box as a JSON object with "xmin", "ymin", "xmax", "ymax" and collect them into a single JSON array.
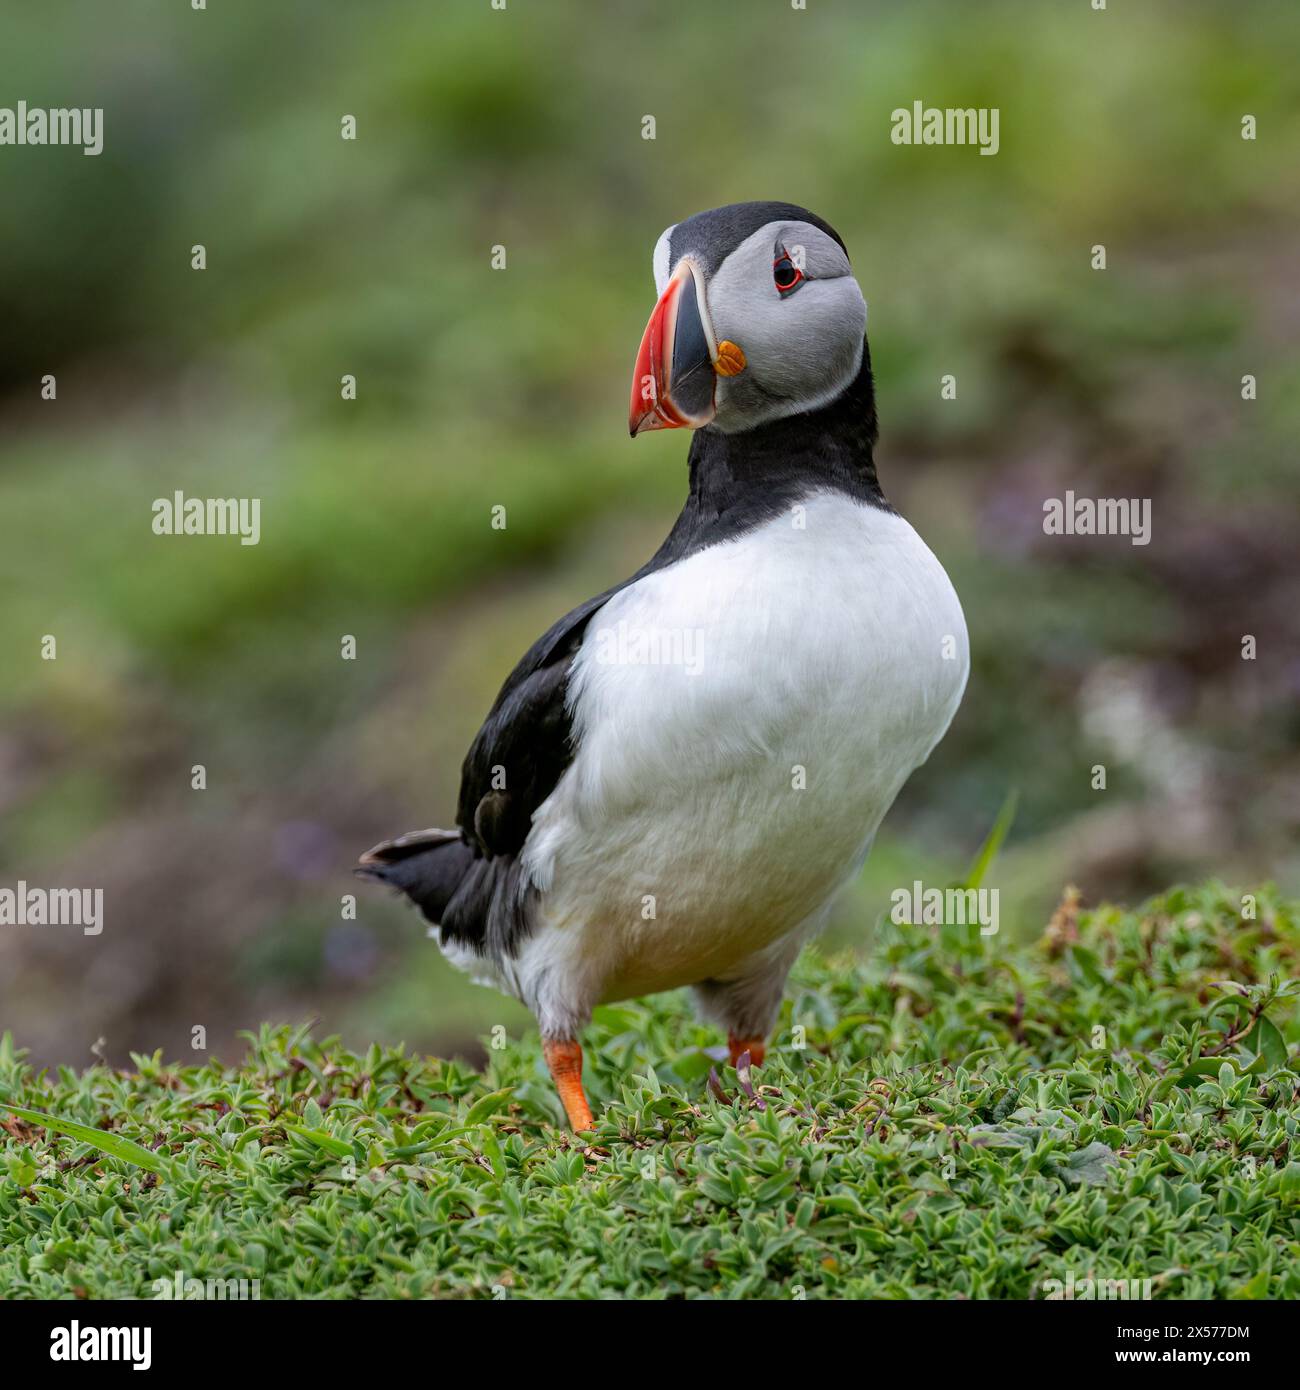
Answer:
[{"xmin": 629, "ymin": 260, "xmax": 722, "ymax": 436}]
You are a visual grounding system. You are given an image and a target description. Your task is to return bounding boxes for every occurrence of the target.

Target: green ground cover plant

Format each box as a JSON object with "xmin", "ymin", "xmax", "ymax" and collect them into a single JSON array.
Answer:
[{"xmin": 2, "ymin": 882, "xmax": 1297, "ymax": 1299}]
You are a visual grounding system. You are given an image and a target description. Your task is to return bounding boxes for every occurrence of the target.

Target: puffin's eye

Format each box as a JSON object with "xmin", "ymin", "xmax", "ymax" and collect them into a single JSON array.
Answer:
[{"xmin": 773, "ymin": 254, "xmax": 803, "ymax": 294}]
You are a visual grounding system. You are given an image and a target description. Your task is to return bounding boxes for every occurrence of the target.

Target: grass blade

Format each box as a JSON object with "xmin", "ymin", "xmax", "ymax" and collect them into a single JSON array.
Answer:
[
  {"xmin": 1, "ymin": 1100, "xmax": 172, "ymax": 1176},
  {"xmin": 962, "ymin": 788, "xmax": 1019, "ymax": 890}
]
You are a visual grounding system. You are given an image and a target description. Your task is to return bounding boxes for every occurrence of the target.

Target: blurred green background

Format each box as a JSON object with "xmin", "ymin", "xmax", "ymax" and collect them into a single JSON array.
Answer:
[{"xmin": 1, "ymin": 0, "xmax": 1297, "ymax": 1068}]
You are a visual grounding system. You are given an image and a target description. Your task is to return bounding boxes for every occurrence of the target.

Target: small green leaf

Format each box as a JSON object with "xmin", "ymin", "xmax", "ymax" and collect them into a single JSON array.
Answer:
[
  {"xmin": 668, "ymin": 1050, "xmax": 717, "ymax": 1082},
  {"xmin": 464, "ymin": 1088, "xmax": 513, "ymax": 1125},
  {"xmin": 480, "ymin": 1127, "xmax": 506, "ymax": 1178},
  {"xmin": 753, "ymin": 1170, "xmax": 797, "ymax": 1205},
  {"xmin": 283, "ymin": 1123, "xmax": 353, "ymax": 1157},
  {"xmin": 1228, "ymin": 1268, "xmax": 1269, "ymax": 1300},
  {"xmin": 1068, "ymin": 945, "xmax": 1105, "ymax": 988},
  {"xmin": 6, "ymin": 1157, "xmax": 37, "ymax": 1187},
  {"xmin": 1253, "ymin": 1017, "xmax": 1288, "ymax": 1071},
  {"xmin": 1058, "ymin": 1142, "xmax": 1119, "ymax": 1187},
  {"xmin": 699, "ymin": 1177, "xmax": 738, "ymax": 1206}
]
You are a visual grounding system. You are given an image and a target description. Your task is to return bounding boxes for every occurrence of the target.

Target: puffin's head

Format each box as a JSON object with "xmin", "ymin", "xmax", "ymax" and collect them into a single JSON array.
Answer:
[{"xmin": 629, "ymin": 201, "xmax": 866, "ymax": 437}]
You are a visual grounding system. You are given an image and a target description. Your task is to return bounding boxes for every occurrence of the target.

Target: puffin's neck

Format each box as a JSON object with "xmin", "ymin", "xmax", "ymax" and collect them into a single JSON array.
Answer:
[{"xmin": 684, "ymin": 341, "xmax": 888, "ymax": 522}]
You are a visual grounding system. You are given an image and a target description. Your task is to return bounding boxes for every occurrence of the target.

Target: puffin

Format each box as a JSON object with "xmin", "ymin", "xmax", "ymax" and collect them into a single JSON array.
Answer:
[{"xmin": 358, "ymin": 202, "xmax": 969, "ymax": 1131}]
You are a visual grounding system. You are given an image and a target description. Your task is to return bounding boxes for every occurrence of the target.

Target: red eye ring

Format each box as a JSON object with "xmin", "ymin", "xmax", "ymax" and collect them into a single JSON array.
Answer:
[{"xmin": 773, "ymin": 254, "xmax": 803, "ymax": 294}]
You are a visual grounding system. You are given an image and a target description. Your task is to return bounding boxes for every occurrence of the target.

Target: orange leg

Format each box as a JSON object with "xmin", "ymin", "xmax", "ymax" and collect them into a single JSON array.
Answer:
[
  {"xmin": 543, "ymin": 1039, "xmax": 595, "ymax": 1132},
  {"xmin": 727, "ymin": 1032, "xmax": 766, "ymax": 1069}
]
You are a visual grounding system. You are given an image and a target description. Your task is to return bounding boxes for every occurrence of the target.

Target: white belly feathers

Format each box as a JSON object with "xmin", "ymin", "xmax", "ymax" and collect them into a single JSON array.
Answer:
[{"xmin": 450, "ymin": 491, "xmax": 969, "ymax": 1020}]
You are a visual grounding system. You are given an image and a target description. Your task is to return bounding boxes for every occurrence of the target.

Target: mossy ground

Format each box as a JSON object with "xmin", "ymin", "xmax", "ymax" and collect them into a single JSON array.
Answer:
[{"xmin": 2, "ymin": 882, "xmax": 1298, "ymax": 1300}]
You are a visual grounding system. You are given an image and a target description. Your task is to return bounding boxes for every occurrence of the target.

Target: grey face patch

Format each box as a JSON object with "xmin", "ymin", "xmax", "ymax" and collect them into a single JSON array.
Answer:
[{"xmin": 703, "ymin": 221, "xmax": 866, "ymax": 431}]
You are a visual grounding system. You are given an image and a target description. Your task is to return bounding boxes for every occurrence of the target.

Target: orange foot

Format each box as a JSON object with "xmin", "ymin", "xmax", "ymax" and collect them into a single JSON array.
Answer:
[
  {"xmin": 727, "ymin": 1032, "xmax": 766, "ymax": 1069},
  {"xmin": 543, "ymin": 1038, "xmax": 595, "ymax": 1132}
]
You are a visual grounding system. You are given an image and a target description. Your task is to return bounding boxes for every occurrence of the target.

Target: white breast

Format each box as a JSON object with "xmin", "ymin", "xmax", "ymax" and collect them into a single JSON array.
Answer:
[{"xmin": 478, "ymin": 493, "xmax": 968, "ymax": 1023}]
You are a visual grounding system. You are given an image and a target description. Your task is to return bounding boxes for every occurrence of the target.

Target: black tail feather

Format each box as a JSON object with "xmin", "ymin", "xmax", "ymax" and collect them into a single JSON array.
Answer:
[{"xmin": 355, "ymin": 828, "xmax": 475, "ymax": 928}]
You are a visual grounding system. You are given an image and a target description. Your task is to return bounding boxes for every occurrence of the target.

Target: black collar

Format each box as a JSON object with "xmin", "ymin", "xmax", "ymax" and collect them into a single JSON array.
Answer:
[{"xmin": 648, "ymin": 342, "xmax": 888, "ymax": 569}]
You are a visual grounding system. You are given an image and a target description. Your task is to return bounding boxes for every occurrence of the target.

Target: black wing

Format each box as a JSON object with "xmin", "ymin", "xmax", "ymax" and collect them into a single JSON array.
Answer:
[
  {"xmin": 456, "ymin": 589, "xmax": 614, "ymax": 858},
  {"xmin": 395, "ymin": 586, "xmax": 615, "ymax": 957}
]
